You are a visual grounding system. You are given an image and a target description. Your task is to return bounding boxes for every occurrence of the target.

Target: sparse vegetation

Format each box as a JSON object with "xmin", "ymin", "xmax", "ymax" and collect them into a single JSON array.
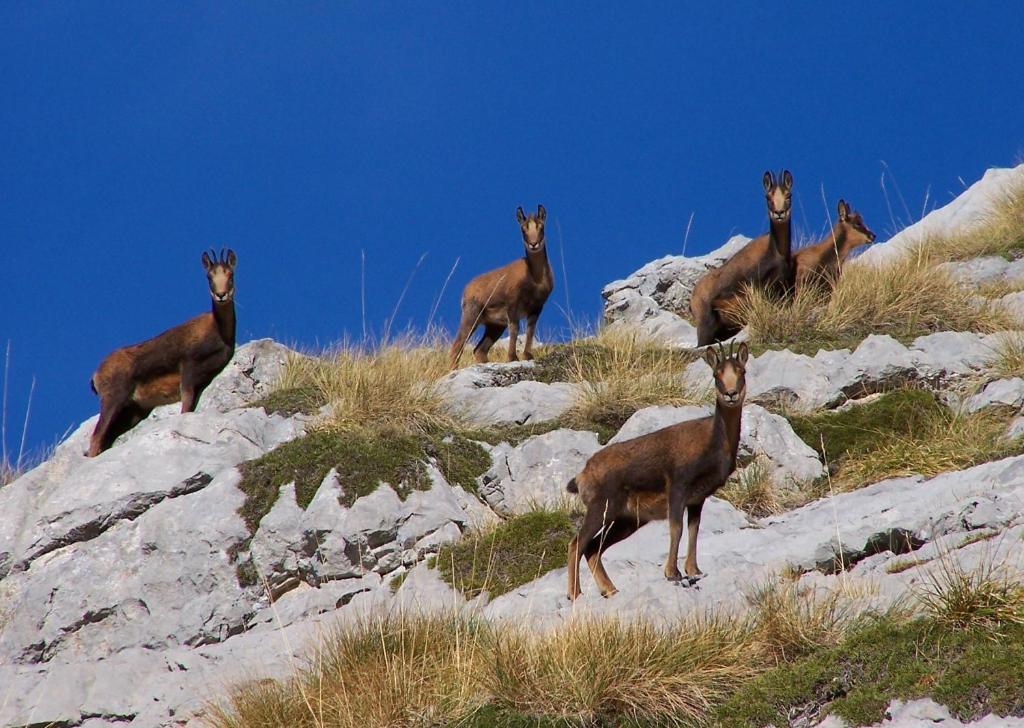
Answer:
[
  {"xmin": 235, "ymin": 428, "xmax": 491, "ymax": 534},
  {"xmin": 916, "ymin": 179, "xmax": 1024, "ymax": 263},
  {"xmin": 434, "ymin": 509, "xmax": 578, "ymax": 599},
  {"xmin": 535, "ymin": 328, "xmax": 705, "ymax": 433},
  {"xmin": 989, "ymin": 332, "xmax": 1024, "ymax": 379},
  {"xmin": 718, "ymin": 457, "xmax": 783, "ymax": 518},
  {"xmin": 787, "ymin": 389, "xmax": 1019, "ymax": 491},
  {"xmin": 252, "ymin": 384, "xmax": 325, "ymax": 417}
]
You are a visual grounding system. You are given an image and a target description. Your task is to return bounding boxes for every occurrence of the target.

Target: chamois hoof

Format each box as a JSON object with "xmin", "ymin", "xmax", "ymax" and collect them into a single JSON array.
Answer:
[
  {"xmin": 522, "ymin": 352, "xmax": 534, "ymax": 361},
  {"xmin": 665, "ymin": 572, "xmax": 684, "ymax": 583},
  {"xmin": 600, "ymin": 587, "xmax": 619, "ymax": 599}
]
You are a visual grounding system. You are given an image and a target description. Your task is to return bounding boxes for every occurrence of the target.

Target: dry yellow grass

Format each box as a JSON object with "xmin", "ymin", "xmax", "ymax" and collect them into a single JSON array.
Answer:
[
  {"xmin": 270, "ymin": 336, "xmax": 460, "ymax": 435},
  {"xmin": 718, "ymin": 458, "xmax": 783, "ymax": 518},
  {"xmin": 734, "ymin": 253, "xmax": 1012, "ymax": 353},
  {"xmin": 544, "ymin": 327, "xmax": 705, "ymax": 430},
  {"xmin": 988, "ymin": 332, "xmax": 1024, "ymax": 379},
  {"xmin": 914, "ymin": 177, "xmax": 1024, "ymax": 264},
  {"xmin": 915, "ymin": 547, "xmax": 1024, "ymax": 632}
]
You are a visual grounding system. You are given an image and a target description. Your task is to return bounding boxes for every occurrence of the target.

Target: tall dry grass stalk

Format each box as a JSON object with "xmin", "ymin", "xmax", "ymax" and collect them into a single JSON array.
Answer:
[
  {"xmin": 484, "ymin": 614, "xmax": 760, "ymax": 725},
  {"xmin": 734, "ymin": 253, "xmax": 1012, "ymax": 352},
  {"xmin": 272, "ymin": 336, "xmax": 459, "ymax": 435}
]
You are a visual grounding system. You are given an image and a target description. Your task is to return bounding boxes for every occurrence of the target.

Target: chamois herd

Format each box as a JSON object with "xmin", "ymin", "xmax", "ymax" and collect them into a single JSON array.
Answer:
[{"xmin": 87, "ymin": 171, "xmax": 875, "ymax": 599}]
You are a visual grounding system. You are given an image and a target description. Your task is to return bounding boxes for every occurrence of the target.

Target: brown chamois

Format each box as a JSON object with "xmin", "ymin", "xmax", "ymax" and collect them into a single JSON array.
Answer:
[
  {"xmin": 565, "ymin": 342, "xmax": 748, "ymax": 600},
  {"xmin": 794, "ymin": 199, "xmax": 876, "ymax": 291},
  {"xmin": 690, "ymin": 170, "xmax": 794, "ymax": 346},
  {"xmin": 448, "ymin": 204, "xmax": 554, "ymax": 369},
  {"xmin": 88, "ymin": 249, "xmax": 238, "ymax": 457}
]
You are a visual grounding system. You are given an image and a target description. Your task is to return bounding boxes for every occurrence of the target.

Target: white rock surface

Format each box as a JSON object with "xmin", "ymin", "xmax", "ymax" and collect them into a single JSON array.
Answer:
[{"xmin": 436, "ymin": 361, "xmax": 580, "ymax": 426}]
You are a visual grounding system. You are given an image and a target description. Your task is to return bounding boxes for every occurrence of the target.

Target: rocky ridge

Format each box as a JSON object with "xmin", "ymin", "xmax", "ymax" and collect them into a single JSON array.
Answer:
[{"xmin": 2, "ymin": 165, "xmax": 1024, "ymax": 727}]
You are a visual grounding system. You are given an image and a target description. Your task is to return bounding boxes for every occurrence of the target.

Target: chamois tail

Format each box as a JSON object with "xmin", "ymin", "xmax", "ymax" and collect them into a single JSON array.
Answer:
[{"xmin": 566, "ymin": 477, "xmax": 579, "ymax": 494}]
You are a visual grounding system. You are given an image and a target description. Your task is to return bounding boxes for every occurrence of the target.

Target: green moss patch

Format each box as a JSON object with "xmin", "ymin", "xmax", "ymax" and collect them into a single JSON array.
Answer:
[
  {"xmin": 434, "ymin": 509, "xmax": 578, "ymax": 599},
  {"xmin": 716, "ymin": 618, "xmax": 1024, "ymax": 727},
  {"xmin": 465, "ymin": 416, "xmax": 620, "ymax": 448},
  {"xmin": 251, "ymin": 385, "xmax": 326, "ymax": 417},
  {"xmin": 235, "ymin": 429, "xmax": 491, "ymax": 535}
]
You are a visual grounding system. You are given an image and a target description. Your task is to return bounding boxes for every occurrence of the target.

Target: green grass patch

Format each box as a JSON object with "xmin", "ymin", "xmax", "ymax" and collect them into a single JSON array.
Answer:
[
  {"xmin": 434, "ymin": 509, "xmax": 578, "ymax": 599},
  {"xmin": 464, "ymin": 416, "xmax": 621, "ymax": 448},
  {"xmin": 252, "ymin": 385, "xmax": 326, "ymax": 416},
  {"xmin": 716, "ymin": 617, "xmax": 1024, "ymax": 726},
  {"xmin": 533, "ymin": 340, "xmax": 694, "ymax": 385},
  {"xmin": 235, "ymin": 428, "xmax": 492, "ymax": 535},
  {"xmin": 786, "ymin": 389, "xmax": 1019, "ymax": 491}
]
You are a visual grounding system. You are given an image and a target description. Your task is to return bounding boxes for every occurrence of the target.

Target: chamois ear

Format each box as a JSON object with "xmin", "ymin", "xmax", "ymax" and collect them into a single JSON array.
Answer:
[
  {"xmin": 225, "ymin": 249, "xmax": 238, "ymax": 268},
  {"xmin": 703, "ymin": 346, "xmax": 719, "ymax": 369},
  {"xmin": 516, "ymin": 206, "xmax": 527, "ymax": 225},
  {"xmin": 837, "ymin": 199, "xmax": 849, "ymax": 222},
  {"xmin": 537, "ymin": 204, "xmax": 546, "ymax": 222},
  {"xmin": 763, "ymin": 170, "xmax": 774, "ymax": 193},
  {"xmin": 202, "ymin": 251, "xmax": 214, "ymax": 271},
  {"xmin": 781, "ymin": 170, "xmax": 793, "ymax": 193},
  {"xmin": 735, "ymin": 341, "xmax": 749, "ymax": 367}
]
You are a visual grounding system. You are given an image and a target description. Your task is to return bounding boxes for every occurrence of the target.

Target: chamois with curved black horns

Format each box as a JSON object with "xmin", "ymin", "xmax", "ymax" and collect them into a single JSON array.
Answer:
[
  {"xmin": 690, "ymin": 170, "xmax": 794, "ymax": 346},
  {"xmin": 88, "ymin": 249, "xmax": 238, "ymax": 457},
  {"xmin": 794, "ymin": 199, "xmax": 876, "ymax": 291},
  {"xmin": 448, "ymin": 205, "xmax": 554, "ymax": 369},
  {"xmin": 565, "ymin": 342, "xmax": 748, "ymax": 600}
]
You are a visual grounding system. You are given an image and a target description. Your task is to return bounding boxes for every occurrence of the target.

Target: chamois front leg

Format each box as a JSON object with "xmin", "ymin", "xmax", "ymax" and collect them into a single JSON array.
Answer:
[
  {"xmin": 506, "ymin": 313, "xmax": 520, "ymax": 362},
  {"xmin": 89, "ymin": 395, "xmax": 128, "ymax": 457},
  {"xmin": 684, "ymin": 501, "xmax": 705, "ymax": 577},
  {"xmin": 180, "ymin": 366, "xmax": 209, "ymax": 413},
  {"xmin": 522, "ymin": 312, "xmax": 539, "ymax": 360},
  {"xmin": 664, "ymin": 485, "xmax": 686, "ymax": 582},
  {"xmin": 474, "ymin": 323, "xmax": 506, "ymax": 363}
]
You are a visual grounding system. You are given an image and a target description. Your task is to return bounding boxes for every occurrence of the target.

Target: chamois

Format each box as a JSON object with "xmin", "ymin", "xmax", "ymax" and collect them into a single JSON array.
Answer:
[
  {"xmin": 566, "ymin": 342, "xmax": 748, "ymax": 600},
  {"xmin": 794, "ymin": 199, "xmax": 876, "ymax": 291},
  {"xmin": 448, "ymin": 204, "xmax": 554, "ymax": 369},
  {"xmin": 88, "ymin": 249, "xmax": 238, "ymax": 457},
  {"xmin": 690, "ymin": 170, "xmax": 794, "ymax": 346}
]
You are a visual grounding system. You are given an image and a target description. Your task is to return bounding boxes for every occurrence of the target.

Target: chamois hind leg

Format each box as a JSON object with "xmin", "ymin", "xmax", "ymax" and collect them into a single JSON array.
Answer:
[
  {"xmin": 448, "ymin": 305, "xmax": 480, "ymax": 369},
  {"xmin": 684, "ymin": 501, "xmax": 705, "ymax": 577},
  {"xmin": 473, "ymin": 323, "xmax": 506, "ymax": 364},
  {"xmin": 88, "ymin": 392, "xmax": 130, "ymax": 457},
  {"xmin": 506, "ymin": 313, "xmax": 520, "ymax": 362},
  {"xmin": 695, "ymin": 310, "xmax": 721, "ymax": 347},
  {"xmin": 584, "ymin": 520, "xmax": 639, "ymax": 598},
  {"xmin": 522, "ymin": 313, "xmax": 539, "ymax": 360},
  {"xmin": 567, "ymin": 495, "xmax": 624, "ymax": 600}
]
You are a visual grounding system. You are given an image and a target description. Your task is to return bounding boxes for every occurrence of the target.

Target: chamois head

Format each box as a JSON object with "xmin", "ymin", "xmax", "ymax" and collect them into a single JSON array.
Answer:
[
  {"xmin": 762, "ymin": 170, "xmax": 793, "ymax": 224},
  {"xmin": 516, "ymin": 204, "xmax": 547, "ymax": 253},
  {"xmin": 703, "ymin": 341, "xmax": 749, "ymax": 409},
  {"xmin": 837, "ymin": 199, "xmax": 876, "ymax": 246},
  {"xmin": 202, "ymin": 248, "xmax": 238, "ymax": 303}
]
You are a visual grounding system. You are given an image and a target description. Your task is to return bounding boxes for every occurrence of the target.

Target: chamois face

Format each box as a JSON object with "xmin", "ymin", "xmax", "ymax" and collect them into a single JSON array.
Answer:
[
  {"xmin": 762, "ymin": 170, "xmax": 793, "ymax": 224},
  {"xmin": 516, "ymin": 204, "xmax": 547, "ymax": 253},
  {"xmin": 202, "ymin": 248, "xmax": 238, "ymax": 303},
  {"xmin": 704, "ymin": 342, "xmax": 749, "ymax": 409},
  {"xmin": 837, "ymin": 200, "xmax": 877, "ymax": 246}
]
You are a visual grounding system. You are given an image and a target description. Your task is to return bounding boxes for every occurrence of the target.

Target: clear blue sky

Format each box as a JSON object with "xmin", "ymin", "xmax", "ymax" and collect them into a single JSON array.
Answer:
[{"xmin": 2, "ymin": 3, "xmax": 1022, "ymax": 459}]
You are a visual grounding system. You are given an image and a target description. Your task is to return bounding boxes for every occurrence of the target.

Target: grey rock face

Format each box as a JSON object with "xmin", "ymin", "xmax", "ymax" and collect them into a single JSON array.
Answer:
[
  {"xmin": 436, "ymin": 361, "xmax": 580, "ymax": 426},
  {"xmin": 197, "ymin": 338, "xmax": 294, "ymax": 413},
  {"xmin": 479, "ymin": 429, "xmax": 602, "ymax": 514},
  {"xmin": 965, "ymin": 377, "xmax": 1024, "ymax": 412}
]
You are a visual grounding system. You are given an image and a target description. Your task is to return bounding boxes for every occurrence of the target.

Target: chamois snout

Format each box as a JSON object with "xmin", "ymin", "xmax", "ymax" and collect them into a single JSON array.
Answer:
[
  {"xmin": 203, "ymin": 248, "xmax": 238, "ymax": 303},
  {"xmin": 705, "ymin": 341, "xmax": 748, "ymax": 408},
  {"xmin": 517, "ymin": 204, "xmax": 546, "ymax": 253},
  {"xmin": 838, "ymin": 200, "xmax": 877, "ymax": 245}
]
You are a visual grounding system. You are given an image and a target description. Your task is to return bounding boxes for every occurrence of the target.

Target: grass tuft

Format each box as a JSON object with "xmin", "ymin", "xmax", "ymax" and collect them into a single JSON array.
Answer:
[
  {"xmin": 732, "ymin": 253, "xmax": 1012, "ymax": 355},
  {"xmin": 915, "ymin": 550, "xmax": 1024, "ymax": 632},
  {"xmin": 718, "ymin": 458, "xmax": 782, "ymax": 518},
  {"xmin": 434, "ymin": 509, "xmax": 577, "ymax": 599},
  {"xmin": 787, "ymin": 389, "xmax": 1018, "ymax": 492}
]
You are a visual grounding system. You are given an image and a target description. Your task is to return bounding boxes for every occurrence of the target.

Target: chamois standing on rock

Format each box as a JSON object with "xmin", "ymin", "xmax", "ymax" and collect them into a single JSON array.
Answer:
[
  {"xmin": 794, "ymin": 199, "xmax": 876, "ymax": 291},
  {"xmin": 690, "ymin": 170, "xmax": 794, "ymax": 346},
  {"xmin": 88, "ymin": 249, "xmax": 238, "ymax": 457},
  {"xmin": 448, "ymin": 204, "xmax": 554, "ymax": 369},
  {"xmin": 566, "ymin": 342, "xmax": 748, "ymax": 600}
]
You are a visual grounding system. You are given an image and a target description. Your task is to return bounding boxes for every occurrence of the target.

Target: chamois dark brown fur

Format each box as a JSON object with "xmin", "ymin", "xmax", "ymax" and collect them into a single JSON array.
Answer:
[
  {"xmin": 88, "ymin": 249, "xmax": 238, "ymax": 457},
  {"xmin": 448, "ymin": 204, "xmax": 554, "ymax": 369},
  {"xmin": 566, "ymin": 342, "xmax": 748, "ymax": 600},
  {"xmin": 690, "ymin": 170, "xmax": 794, "ymax": 346},
  {"xmin": 794, "ymin": 199, "xmax": 876, "ymax": 291}
]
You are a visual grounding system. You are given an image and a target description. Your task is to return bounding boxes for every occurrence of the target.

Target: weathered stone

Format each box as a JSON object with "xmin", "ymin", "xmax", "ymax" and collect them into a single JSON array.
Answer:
[
  {"xmin": 965, "ymin": 377, "xmax": 1024, "ymax": 412},
  {"xmin": 479, "ymin": 429, "xmax": 602, "ymax": 514}
]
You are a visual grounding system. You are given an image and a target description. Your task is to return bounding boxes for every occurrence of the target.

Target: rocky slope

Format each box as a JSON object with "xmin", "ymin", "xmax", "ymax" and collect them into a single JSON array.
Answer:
[{"xmin": 2, "ymin": 165, "xmax": 1024, "ymax": 727}]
